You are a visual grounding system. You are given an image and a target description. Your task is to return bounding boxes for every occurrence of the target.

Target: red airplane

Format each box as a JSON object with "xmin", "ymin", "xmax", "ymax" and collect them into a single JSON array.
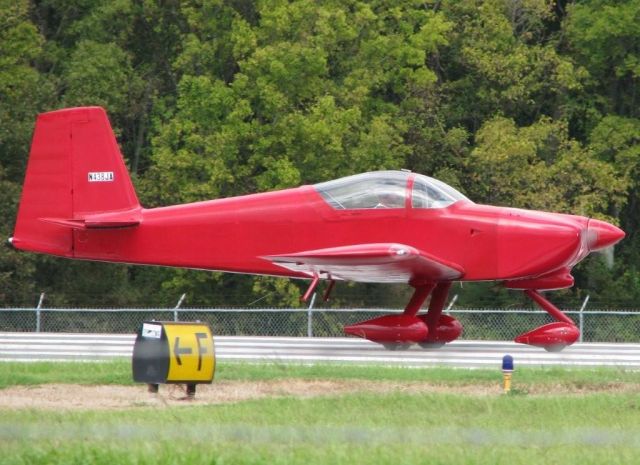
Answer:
[{"xmin": 10, "ymin": 107, "xmax": 625, "ymax": 351}]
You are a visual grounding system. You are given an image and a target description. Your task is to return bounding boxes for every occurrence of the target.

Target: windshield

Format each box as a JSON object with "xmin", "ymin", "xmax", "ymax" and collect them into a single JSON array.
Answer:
[{"xmin": 411, "ymin": 174, "xmax": 470, "ymax": 209}]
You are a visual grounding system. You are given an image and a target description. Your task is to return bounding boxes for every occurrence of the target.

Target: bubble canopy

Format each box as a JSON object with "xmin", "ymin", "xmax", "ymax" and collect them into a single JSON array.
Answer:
[{"xmin": 314, "ymin": 170, "xmax": 470, "ymax": 210}]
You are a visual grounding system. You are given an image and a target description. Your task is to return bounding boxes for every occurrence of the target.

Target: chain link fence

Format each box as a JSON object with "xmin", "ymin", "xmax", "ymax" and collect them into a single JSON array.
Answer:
[{"xmin": 1, "ymin": 304, "xmax": 640, "ymax": 343}]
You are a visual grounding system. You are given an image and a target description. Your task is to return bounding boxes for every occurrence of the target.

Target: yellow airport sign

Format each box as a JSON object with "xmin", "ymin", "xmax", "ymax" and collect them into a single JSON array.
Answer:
[
  {"xmin": 132, "ymin": 321, "xmax": 215, "ymax": 385},
  {"xmin": 164, "ymin": 323, "xmax": 215, "ymax": 382}
]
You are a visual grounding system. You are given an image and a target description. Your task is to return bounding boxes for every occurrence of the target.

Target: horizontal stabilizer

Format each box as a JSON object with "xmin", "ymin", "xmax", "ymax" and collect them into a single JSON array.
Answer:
[
  {"xmin": 40, "ymin": 208, "xmax": 142, "ymax": 230},
  {"xmin": 263, "ymin": 243, "xmax": 464, "ymax": 283}
]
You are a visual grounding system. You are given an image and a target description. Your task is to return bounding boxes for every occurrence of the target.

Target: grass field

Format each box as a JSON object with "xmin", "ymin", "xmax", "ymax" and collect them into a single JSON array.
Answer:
[{"xmin": 1, "ymin": 361, "xmax": 639, "ymax": 464}]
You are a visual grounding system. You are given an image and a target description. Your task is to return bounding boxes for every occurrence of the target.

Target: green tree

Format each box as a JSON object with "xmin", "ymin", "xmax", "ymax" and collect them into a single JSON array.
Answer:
[
  {"xmin": 1, "ymin": 0, "xmax": 638, "ymax": 308},
  {"xmin": 439, "ymin": 0, "xmax": 585, "ymax": 131},
  {"xmin": 565, "ymin": 0, "xmax": 640, "ymax": 119},
  {"xmin": 467, "ymin": 116, "xmax": 627, "ymax": 220},
  {"xmin": 0, "ymin": 0, "xmax": 54, "ymax": 306},
  {"xmin": 62, "ymin": 40, "xmax": 143, "ymax": 115},
  {"xmin": 589, "ymin": 115, "xmax": 640, "ymax": 268}
]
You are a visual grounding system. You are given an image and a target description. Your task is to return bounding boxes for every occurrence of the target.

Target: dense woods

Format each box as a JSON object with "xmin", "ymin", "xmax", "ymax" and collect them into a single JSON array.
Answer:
[{"xmin": 1, "ymin": 0, "xmax": 639, "ymax": 309}]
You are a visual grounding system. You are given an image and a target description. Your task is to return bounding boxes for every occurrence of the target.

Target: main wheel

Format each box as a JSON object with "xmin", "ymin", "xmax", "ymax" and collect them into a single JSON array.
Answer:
[
  {"xmin": 418, "ymin": 341, "xmax": 445, "ymax": 349},
  {"xmin": 382, "ymin": 343, "xmax": 411, "ymax": 351},
  {"xmin": 543, "ymin": 344, "xmax": 567, "ymax": 353}
]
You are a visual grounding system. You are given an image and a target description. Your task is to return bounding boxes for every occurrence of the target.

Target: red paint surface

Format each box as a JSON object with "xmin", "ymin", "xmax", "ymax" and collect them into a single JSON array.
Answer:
[
  {"xmin": 418, "ymin": 314, "xmax": 463, "ymax": 344},
  {"xmin": 344, "ymin": 315, "xmax": 429, "ymax": 343},
  {"xmin": 514, "ymin": 322, "xmax": 580, "ymax": 350},
  {"xmin": 11, "ymin": 107, "xmax": 626, "ymax": 350}
]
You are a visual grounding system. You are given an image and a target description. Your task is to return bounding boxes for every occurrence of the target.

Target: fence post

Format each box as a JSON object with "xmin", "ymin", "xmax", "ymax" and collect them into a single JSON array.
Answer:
[
  {"xmin": 307, "ymin": 292, "xmax": 317, "ymax": 337},
  {"xmin": 578, "ymin": 294, "xmax": 590, "ymax": 343},
  {"xmin": 35, "ymin": 292, "xmax": 45, "ymax": 333},
  {"xmin": 445, "ymin": 294, "xmax": 458, "ymax": 312},
  {"xmin": 174, "ymin": 293, "xmax": 186, "ymax": 322}
]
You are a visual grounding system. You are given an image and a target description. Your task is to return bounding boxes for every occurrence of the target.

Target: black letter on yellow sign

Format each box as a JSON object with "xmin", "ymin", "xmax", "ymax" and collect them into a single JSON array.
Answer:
[
  {"xmin": 195, "ymin": 332, "xmax": 208, "ymax": 371},
  {"xmin": 173, "ymin": 337, "xmax": 192, "ymax": 365}
]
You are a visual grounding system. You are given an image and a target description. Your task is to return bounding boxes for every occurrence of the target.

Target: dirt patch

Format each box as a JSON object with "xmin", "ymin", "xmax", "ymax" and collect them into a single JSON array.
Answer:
[
  {"xmin": 525, "ymin": 381, "xmax": 639, "ymax": 395},
  {"xmin": 0, "ymin": 380, "xmax": 635, "ymax": 411},
  {"xmin": 0, "ymin": 380, "xmax": 494, "ymax": 411}
]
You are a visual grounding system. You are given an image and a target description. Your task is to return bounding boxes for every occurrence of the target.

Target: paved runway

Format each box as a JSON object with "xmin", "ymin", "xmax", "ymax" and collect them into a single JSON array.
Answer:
[{"xmin": 1, "ymin": 332, "xmax": 639, "ymax": 368}]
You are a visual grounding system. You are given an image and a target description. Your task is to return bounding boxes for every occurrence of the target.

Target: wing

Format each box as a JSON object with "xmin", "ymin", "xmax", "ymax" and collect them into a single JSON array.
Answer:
[{"xmin": 263, "ymin": 243, "xmax": 464, "ymax": 283}]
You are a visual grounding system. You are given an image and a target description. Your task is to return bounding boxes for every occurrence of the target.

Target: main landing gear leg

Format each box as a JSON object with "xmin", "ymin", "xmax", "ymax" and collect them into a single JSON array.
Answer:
[
  {"xmin": 383, "ymin": 283, "xmax": 435, "ymax": 350},
  {"xmin": 515, "ymin": 289, "xmax": 580, "ymax": 352},
  {"xmin": 417, "ymin": 282, "xmax": 463, "ymax": 348},
  {"xmin": 423, "ymin": 282, "xmax": 451, "ymax": 330},
  {"xmin": 403, "ymin": 283, "xmax": 436, "ymax": 317}
]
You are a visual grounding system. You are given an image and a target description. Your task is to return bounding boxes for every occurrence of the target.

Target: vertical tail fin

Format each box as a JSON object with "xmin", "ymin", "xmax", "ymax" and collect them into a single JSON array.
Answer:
[{"xmin": 12, "ymin": 106, "xmax": 141, "ymax": 256}]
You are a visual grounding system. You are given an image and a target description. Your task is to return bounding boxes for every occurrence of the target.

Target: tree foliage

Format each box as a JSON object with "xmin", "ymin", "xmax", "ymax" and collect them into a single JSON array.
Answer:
[
  {"xmin": 468, "ymin": 116, "xmax": 626, "ymax": 222},
  {"xmin": 1, "ymin": 0, "xmax": 639, "ymax": 308}
]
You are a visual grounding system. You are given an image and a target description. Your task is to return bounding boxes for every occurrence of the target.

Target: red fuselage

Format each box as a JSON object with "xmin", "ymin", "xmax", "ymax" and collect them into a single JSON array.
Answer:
[{"xmin": 70, "ymin": 182, "xmax": 619, "ymax": 284}]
